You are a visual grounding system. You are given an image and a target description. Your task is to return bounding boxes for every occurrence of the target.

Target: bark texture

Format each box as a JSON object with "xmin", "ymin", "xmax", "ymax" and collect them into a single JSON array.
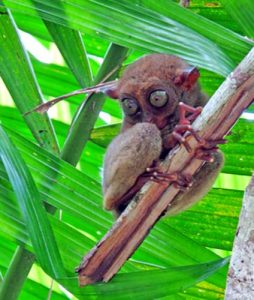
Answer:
[{"xmin": 225, "ymin": 174, "xmax": 254, "ymax": 299}]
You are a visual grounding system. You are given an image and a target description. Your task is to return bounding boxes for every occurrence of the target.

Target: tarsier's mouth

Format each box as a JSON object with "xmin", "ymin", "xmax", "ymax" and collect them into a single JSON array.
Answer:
[
  {"xmin": 156, "ymin": 115, "xmax": 177, "ymax": 131},
  {"xmin": 155, "ymin": 118, "xmax": 169, "ymax": 130}
]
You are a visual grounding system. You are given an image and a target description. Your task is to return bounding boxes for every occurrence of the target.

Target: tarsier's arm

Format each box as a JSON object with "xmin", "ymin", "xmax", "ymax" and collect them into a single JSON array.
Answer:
[
  {"xmin": 165, "ymin": 87, "xmax": 224, "ymax": 214},
  {"xmin": 165, "ymin": 92, "xmax": 224, "ymax": 215}
]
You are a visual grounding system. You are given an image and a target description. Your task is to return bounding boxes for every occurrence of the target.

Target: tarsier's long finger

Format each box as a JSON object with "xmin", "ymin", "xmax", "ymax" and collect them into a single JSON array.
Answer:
[
  {"xmin": 172, "ymin": 130, "xmax": 192, "ymax": 152},
  {"xmin": 178, "ymin": 102, "xmax": 202, "ymax": 125}
]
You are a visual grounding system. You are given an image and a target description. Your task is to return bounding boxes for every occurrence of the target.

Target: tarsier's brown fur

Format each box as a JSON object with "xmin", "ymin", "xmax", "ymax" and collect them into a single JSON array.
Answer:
[{"xmin": 103, "ymin": 54, "xmax": 223, "ymax": 217}]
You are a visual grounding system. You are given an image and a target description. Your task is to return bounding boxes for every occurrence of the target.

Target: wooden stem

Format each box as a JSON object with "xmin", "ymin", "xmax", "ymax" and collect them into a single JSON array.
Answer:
[
  {"xmin": 77, "ymin": 47, "xmax": 254, "ymax": 286},
  {"xmin": 224, "ymin": 173, "xmax": 254, "ymax": 299}
]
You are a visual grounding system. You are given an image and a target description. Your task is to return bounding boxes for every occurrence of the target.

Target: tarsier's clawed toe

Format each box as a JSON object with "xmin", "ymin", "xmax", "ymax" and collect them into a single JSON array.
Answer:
[
  {"xmin": 172, "ymin": 173, "xmax": 193, "ymax": 191},
  {"xmin": 200, "ymin": 138, "xmax": 227, "ymax": 149},
  {"xmin": 195, "ymin": 149, "xmax": 216, "ymax": 162},
  {"xmin": 143, "ymin": 166, "xmax": 175, "ymax": 184}
]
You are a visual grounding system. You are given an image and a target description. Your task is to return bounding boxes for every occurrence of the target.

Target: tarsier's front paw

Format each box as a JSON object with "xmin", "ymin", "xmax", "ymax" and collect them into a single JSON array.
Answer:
[
  {"xmin": 172, "ymin": 102, "xmax": 227, "ymax": 159},
  {"xmin": 172, "ymin": 102, "xmax": 203, "ymax": 152}
]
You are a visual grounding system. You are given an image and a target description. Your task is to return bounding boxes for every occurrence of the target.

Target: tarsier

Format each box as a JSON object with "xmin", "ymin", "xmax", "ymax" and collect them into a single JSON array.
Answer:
[
  {"xmin": 33, "ymin": 54, "xmax": 224, "ymax": 218},
  {"xmin": 102, "ymin": 54, "xmax": 224, "ymax": 217}
]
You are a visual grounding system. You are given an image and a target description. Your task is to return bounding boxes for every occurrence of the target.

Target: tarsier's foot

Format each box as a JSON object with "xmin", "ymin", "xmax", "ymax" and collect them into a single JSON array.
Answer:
[
  {"xmin": 143, "ymin": 167, "xmax": 192, "ymax": 190},
  {"xmin": 172, "ymin": 102, "xmax": 203, "ymax": 152},
  {"xmin": 115, "ymin": 166, "xmax": 193, "ymax": 215},
  {"xmin": 195, "ymin": 138, "xmax": 227, "ymax": 162}
]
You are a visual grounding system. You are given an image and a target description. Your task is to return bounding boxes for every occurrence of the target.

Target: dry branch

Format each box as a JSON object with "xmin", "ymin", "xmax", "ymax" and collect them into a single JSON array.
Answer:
[
  {"xmin": 77, "ymin": 47, "xmax": 254, "ymax": 286},
  {"xmin": 225, "ymin": 173, "xmax": 254, "ymax": 299}
]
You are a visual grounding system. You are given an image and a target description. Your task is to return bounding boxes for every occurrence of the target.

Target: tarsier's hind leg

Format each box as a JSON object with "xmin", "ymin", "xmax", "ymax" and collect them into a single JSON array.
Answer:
[
  {"xmin": 166, "ymin": 151, "xmax": 224, "ymax": 216},
  {"xmin": 103, "ymin": 123, "xmax": 163, "ymax": 215},
  {"xmin": 114, "ymin": 151, "xmax": 224, "ymax": 218},
  {"xmin": 112, "ymin": 175, "xmax": 150, "ymax": 217},
  {"xmin": 113, "ymin": 165, "xmax": 193, "ymax": 218}
]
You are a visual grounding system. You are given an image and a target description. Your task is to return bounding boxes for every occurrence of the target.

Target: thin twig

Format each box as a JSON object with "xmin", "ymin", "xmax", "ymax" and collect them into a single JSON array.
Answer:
[{"xmin": 24, "ymin": 64, "xmax": 120, "ymax": 115}]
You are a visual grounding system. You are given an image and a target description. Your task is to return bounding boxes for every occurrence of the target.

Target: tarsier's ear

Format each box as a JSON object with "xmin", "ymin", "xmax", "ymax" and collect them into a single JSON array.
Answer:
[
  {"xmin": 101, "ymin": 81, "xmax": 119, "ymax": 99},
  {"xmin": 26, "ymin": 80, "xmax": 119, "ymax": 114},
  {"xmin": 173, "ymin": 66, "xmax": 200, "ymax": 90}
]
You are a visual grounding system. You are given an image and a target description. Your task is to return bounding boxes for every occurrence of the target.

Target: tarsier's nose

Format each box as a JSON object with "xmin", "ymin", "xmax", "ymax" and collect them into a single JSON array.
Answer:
[
  {"xmin": 142, "ymin": 113, "xmax": 167, "ymax": 129},
  {"xmin": 142, "ymin": 113, "xmax": 155, "ymax": 123},
  {"xmin": 156, "ymin": 119, "xmax": 168, "ymax": 129}
]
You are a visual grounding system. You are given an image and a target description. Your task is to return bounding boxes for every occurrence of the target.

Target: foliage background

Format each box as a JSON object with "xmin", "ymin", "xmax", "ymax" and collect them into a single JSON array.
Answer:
[{"xmin": 0, "ymin": 0, "xmax": 254, "ymax": 299}]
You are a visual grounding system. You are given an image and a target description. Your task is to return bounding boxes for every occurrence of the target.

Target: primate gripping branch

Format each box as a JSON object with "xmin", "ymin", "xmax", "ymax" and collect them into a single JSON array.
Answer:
[{"xmin": 78, "ymin": 48, "xmax": 254, "ymax": 286}]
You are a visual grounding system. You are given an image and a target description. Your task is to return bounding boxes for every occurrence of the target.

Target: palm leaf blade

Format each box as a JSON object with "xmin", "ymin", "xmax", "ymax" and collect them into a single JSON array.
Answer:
[{"xmin": 0, "ymin": 126, "xmax": 65, "ymax": 278}]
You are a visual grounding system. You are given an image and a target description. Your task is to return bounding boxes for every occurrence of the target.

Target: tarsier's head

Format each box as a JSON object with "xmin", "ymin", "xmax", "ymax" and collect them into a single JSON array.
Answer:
[{"xmin": 107, "ymin": 54, "xmax": 200, "ymax": 130}]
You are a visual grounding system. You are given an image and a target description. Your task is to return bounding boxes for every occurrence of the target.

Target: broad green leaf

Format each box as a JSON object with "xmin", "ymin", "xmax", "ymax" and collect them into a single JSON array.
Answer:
[
  {"xmin": 12, "ymin": 11, "xmax": 110, "ymax": 59},
  {"xmin": 3, "ymin": 0, "xmax": 252, "ymax": 75},
  {"xmin": 186, "ymin": 0, "xmax": 242, "ymax": 34},
  {"xmin": 20, "ymin": 279, "xmax": 67, "ymax": 300},
  {"xmin": 142, "ymin": 0, "xmax": 252, "ymax": 64},
  {"xmin": 0, "ymin": 246, "xmax": 35, "ymax": 300},
  {"xmin": 0, "ymin": 3, "xmax": 59, "ymax": 154},
  {"xmin": 0, "ymin": 221, "xmax": 227, "ymax": 300},
  {"xmin": 222, "ymin": 0, "xmax": 254, "ymax": 38},
  {"xmin": 165, "ymin": 188, "xmax": 242, "ymax": 250},
  {"xmin": 0, "ymin": 192, "xmax": 227, "ymax": 298},
  {"xmin": 10, "ymin": 1, "xmax": 246, "ymax": 60},
  {"xmin": 0, "ymin": 126, "xmax": 65, "ymax": 278},
  {"xmin": 0, "ymin": 268, "xmax": 68, "ymax": 300},
  {"xmin": 90, "ymin": 123, "xmax": 120, "ymax": 147},
  {"xmin": 59, "ymin": 258, "xmax": 229, "ymax": 300}
]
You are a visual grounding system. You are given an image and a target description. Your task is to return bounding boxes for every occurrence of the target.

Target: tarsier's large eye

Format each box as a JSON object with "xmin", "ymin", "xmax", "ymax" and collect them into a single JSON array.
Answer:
[
  {"xmin": 122, "ymin": 98, "xmax": 139, "ymax": 116},
  {"xmin": 149, "ymin": 90, "xmax": 168, "ymax": 107}
]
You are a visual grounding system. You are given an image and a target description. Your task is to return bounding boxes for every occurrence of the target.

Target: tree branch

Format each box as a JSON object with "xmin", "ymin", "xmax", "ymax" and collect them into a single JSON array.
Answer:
[
  {"xmin": 225, "ymin": 173, "xmax": 254, "ymax": 299},
  {"xmin": 77, "ymin": 47, "xmax": 254, "ymax": 286}
]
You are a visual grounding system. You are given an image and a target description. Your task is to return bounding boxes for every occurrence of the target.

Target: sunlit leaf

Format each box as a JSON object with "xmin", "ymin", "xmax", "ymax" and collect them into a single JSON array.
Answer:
[
  {"xmin": 0, "ymin": 126, "xmax": 65, "ymax": 278},
  {"xmin": 3, "ymin": 0, "xmax": 253, "ymax": 75},
  {"xmin": 222, "ymin": 0, "xmax": 254, "ymax": 38},
  {"xmin": 0, "ymin": 4, "xmax": 59, "ymax": 154},
  {"xmin": 60, "ymin": 258, "xmax": 229, "ymax": 300}
]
